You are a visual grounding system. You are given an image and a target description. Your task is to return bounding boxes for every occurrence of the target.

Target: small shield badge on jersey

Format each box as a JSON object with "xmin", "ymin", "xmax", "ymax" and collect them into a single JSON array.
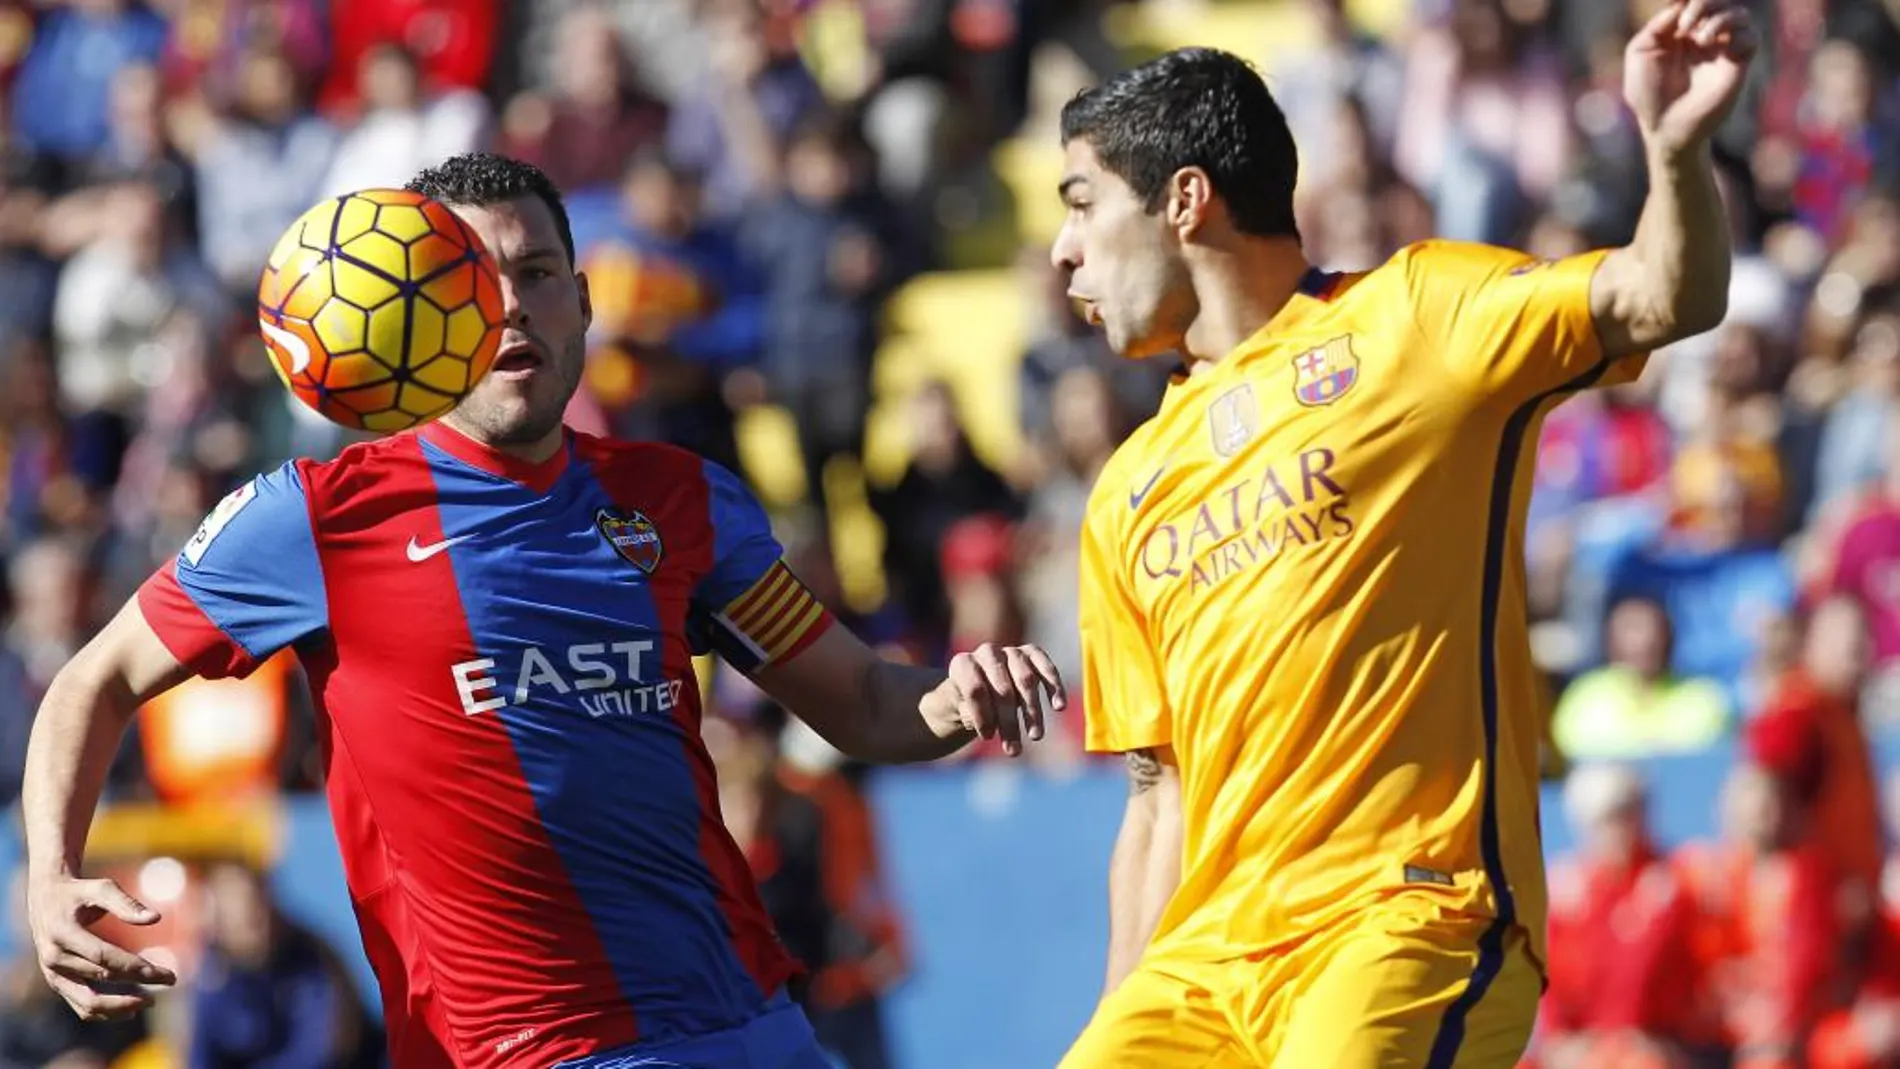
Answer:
[
  {"xmin": 596, "ymin": 508, "xmax": 664, "ymax": 574},
  {"xmin": 1293, "ymin": 335, "xmax": 1360, "ymax": 407},
  {"xmin": 1208, "ymin": 384, "xmax": 1260, "ymax": 458}
]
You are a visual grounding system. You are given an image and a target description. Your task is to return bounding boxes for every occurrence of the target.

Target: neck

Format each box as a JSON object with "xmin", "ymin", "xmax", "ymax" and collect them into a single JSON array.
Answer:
[
  {"xmin": 1180, "ymin": 237, "xmax": 1311, "ymax": 369},
  {"xmin": 437, "ymin": 414, "xmax": 566, "ymax": 464}
]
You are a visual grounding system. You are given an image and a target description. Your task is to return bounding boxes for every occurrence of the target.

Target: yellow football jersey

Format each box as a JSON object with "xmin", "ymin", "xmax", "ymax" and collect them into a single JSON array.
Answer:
[{"xmin": 1079, "ymin": 240, "xmax": 1645, "ymax": 971}]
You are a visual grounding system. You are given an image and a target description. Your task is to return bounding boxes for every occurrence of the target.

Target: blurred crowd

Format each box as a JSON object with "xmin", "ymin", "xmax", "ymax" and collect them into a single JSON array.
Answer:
[{"xmin": 0, "ymin": 0, "xmax": 1895, "ymax": 1066}]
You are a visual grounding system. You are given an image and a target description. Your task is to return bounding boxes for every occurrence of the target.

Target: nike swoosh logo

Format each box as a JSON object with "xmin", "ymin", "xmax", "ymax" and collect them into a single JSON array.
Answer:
[
  {"xmin": 1130, "ymin": 466, "xmax": 1166, "ymax": 509},
  {"xmin": 260, "ymin": 319, "xmax": 312, "ymax": 375},
  {"xmin": 406, "ymin": 534, "xmax": 472, "ymax": 562}
]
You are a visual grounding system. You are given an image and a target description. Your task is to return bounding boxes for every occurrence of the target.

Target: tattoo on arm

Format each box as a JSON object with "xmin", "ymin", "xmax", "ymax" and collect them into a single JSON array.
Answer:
[{"xmin": 1125, "ymin": 749, "xmax": 1162, "ymax": 795}]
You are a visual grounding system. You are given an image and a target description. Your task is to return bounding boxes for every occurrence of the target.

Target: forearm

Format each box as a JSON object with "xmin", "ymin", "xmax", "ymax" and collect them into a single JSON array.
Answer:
[
  {"xmin": 1104, "ymin": 812, "xmax": 1157, "ymax": 993},
  {"xmin": 1630, "ymin": 139, "xmax": 1730, "ymax": 332},
  {"xmin": 1103, "ymin": 752, "xmax": 1182, "ymax": 995},
  {"xmin": 22, "ymin": 657, "xmax": 142, "ymax": 881},
  {"xmin": 851, "ymin": 659, "xmax": 972, "ymax": 764}
]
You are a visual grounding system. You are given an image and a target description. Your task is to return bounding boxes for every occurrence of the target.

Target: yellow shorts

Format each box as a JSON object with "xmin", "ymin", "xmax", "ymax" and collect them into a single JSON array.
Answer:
[{"xmin": 1058, "ymin": 899, "xmax": 1540, "ymax": 1068}]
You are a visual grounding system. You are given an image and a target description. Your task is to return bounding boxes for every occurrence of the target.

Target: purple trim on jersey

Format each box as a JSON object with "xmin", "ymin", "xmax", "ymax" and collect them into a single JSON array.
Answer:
[
  {"xmin": 418, "ymin": 439, "xmax": 765, "ymax": 1043},
  {"xmin": 550, "ymin": 993, "xmax": 827, "ymax": 1069},
  {"xmin": 169, "ymin": 461, "xmax": 329, "ymax": 660}
]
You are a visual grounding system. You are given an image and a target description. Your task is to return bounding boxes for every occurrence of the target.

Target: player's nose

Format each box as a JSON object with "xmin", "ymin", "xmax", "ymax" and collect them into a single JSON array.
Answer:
[
  {"xmin": 1050, "ymin": 222, "xmax": 1081, "ymax": 275},
  {"xmin": 497, "ymin": 275, "xmax": 531, "ymax": 330}
]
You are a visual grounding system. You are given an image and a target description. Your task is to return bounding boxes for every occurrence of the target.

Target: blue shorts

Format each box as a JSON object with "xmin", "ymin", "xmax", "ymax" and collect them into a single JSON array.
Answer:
[{"xmin": 555, "ymin": 994, "xmax": 836, "ymax": 1069}]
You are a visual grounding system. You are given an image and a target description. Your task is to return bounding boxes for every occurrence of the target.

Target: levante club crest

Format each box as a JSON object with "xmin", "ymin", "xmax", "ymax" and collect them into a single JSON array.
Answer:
[
  {"xmin": 1292, "ymin": 336, "xmax": 1360, "ymax": 407},
  {"xmin": 596, "ymin": 508, "xmax": 664, "ymax": 574}
]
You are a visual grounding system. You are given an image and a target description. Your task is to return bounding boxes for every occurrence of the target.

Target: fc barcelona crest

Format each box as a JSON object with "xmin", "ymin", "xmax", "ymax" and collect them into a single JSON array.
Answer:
[
  {"xmin": 596, "ymin": 508, "xmax": 664, "ymax": 574},
  {"xmin": 1208, "ymin": 384, "xmax": 1259, "ymax": 458},
  {"xmin": 1292, "ymin": 336, "xmax": 1360, "ymax": 407}
]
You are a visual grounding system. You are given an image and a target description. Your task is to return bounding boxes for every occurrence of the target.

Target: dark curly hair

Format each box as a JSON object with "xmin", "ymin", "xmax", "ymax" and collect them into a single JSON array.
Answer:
[
  {"xmin": 1060, "ymin": 47, "xmax": 1300, "ymax": 241},
  {"xmin": 405, "ymin": 152, "xmax": 576, "ymax": 265}
]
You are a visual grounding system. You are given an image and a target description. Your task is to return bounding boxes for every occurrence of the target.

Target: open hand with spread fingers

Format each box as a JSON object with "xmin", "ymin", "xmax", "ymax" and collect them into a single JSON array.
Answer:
[
  {"xmin": 29, "ymin": 873, "xmax": 177, "ymax": 1021},
  {"xmin": 918, "ymin": 642, "xmax": 1068, "ymax": 757}
]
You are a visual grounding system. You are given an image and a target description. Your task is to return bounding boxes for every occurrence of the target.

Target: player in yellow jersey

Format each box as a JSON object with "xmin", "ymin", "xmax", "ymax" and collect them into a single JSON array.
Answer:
[{"xmin": 1051, "ymin": 4, "xmax": 1756, "ymax": 1067}]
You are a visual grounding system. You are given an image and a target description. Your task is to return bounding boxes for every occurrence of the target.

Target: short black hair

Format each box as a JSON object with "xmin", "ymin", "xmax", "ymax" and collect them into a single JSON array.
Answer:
[
  {"xmin": 406, "ymin": 152, "xmax": 576, "ymax": 264},
  {"xmin": 1060, "ymin": 47, "xmax": 1300, "ymax": 240}
]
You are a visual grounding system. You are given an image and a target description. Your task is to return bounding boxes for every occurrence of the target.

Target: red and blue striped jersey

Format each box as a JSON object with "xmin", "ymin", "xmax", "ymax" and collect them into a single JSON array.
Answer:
[{"xmin": 137, "ymin": 422, "xmax": 836, "ymax": 1069}]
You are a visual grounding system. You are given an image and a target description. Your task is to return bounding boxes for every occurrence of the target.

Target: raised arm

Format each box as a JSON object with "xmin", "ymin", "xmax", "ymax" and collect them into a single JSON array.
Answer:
[
  {"xmin": 1104, "ymin": 746, "xmax": 1182, "ymax": 995},
  {"xmin": 23, "ymin": 598, "xmax": 190, "ymax": 1020},
  {"xmin": 1589, "ymin": 0, "xmax": 1758, "ymax": 359}
]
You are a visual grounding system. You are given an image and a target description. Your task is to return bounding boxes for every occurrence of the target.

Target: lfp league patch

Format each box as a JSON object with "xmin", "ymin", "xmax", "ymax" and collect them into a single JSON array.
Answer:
[
  {"xmin": 182, "ymin": 480, "xmax": 258, "ymax": 568},
  {"xmin": 595, "ymin": 507, "xmax": 664, "ymax": 574}
]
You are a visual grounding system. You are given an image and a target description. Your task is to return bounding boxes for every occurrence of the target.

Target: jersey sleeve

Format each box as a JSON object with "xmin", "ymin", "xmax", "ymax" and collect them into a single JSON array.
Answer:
[
  {"xmin": 1079, "ymin": 504, "xmax": 1171, "ymax": 754},
  {"xmin": 135, "ymin": 461, "xmax": 329, "ymax": 679},
  {"xmin": 1401, "ymin": 240, "xmax": 1643, "ymax": 403},
  {"xmin": 690, "ymin": 460, "xmax": 835, "ymax": 673}
]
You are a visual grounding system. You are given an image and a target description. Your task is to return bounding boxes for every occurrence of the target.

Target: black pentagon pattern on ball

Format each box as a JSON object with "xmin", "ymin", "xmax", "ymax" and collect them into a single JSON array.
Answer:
[
  {"xmin": 311, "ymin": 194, "xmax": 489, "ymax": 426},
  {"xmin": 405, "ymin": 208, "xmax": 492, "ymax": 397}
]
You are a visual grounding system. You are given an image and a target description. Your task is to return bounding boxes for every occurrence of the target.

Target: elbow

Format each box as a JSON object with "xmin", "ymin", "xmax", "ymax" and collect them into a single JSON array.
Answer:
[
  {"xmin": 1627, "ymin": 287, "xmax": 1727, "ymax": 352},
  {"xmin": 1675, "ymin": 287, "xmax": 1729, "ymax": 340}
]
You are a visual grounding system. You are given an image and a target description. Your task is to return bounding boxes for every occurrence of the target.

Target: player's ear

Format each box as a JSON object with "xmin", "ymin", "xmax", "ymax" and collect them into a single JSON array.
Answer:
[
  {"xmin": 1167, "ymin": 166, "xmax": 1212, "ymax": 241},
  {"xmin": 574, "ymin": 268, "xmax": 593, "ymax": 332}
]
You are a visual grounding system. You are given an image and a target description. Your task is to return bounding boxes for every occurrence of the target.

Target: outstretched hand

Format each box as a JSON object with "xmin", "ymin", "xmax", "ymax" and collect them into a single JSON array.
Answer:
[
  {"xmin": 1624, "ymin": 0, "xmax": 1759, "ymax": 155},
  {"xmin": 919, "ymin": 642, "xmax": 1068, "ymax": 757}
]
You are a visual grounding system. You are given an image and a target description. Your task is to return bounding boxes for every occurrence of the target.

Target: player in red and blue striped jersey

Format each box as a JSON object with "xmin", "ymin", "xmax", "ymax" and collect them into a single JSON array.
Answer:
[{"xmin": 19, "ymin": 153, "xmax": 1065, "ymax": 1069}]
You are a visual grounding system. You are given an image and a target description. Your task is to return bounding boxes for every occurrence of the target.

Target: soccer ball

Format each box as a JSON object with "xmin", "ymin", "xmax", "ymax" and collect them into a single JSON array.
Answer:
[{"xmin": 256, "ymin": 188, "xmax": 506, "ymax": 432}]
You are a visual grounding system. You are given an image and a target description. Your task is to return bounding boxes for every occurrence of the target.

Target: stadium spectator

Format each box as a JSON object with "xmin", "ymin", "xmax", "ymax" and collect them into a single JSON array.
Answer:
[
  {"xmin": 1753, "ymin": 596, "xmax": 1884, "ymax": 897},
  {"xmin": 1816, "ymin": 419, "xmax": 1900, "ymax": 681},
  {"xmin": 666, "ymin": 0, "xmax": 827, "ymax": 224},
  {"xmin": 1607, "ymin": 437, "xmax": 1796, "ymax": 710},
  {"xmin": 940, "ymin": 512, "xmax": 1024, "ymax": 667},
  {"xmin": 746, "ymin": 111, "xmax": 910, "ymax": 514},
  {"xmin": 1551, "ymin": 595, "xmax": 1729, "ymax": 761},
  {"xmin": 1273, "ymin": 0, "xmax": 1404, "ymax": 172},
  {"xmin": 1535, "ymin": 763, "xmax": 1702, "ymax": 1069},
  {"xmin": 708, "ymin": 706, "xmax": 908, "ymax": 1069},
  {"xmin": 8, "ymin": 0, "xmax": 166, "ymax": 170},
  {"xmin": 1392, "ymin": 0, "xmax": 1574, "ymax": 244},
  {"xmin": 496, "ymin": 6, "xmax": 667, "ymax": 193},
  {"xmin": 1677, "ymin": 718, "xmax": 1851, "ymax": 1069},
  {"xmin": 317, "ymin": 41, "xmax": 492, "ymax": 200},
  {"xmin": 1017, "ymin": 363, "xmax": 1122, "ymax": 686},
  {"xmin": 869, "ymin": 381, "xmax": 1021, "ymax": 657},
  {"xmin": 186, "ymin": 861, "xmax": 382, "ymax": 1069},
  {"xmin": 159, "ymin": 0, "xmax": 330, "ymax": 107},
  {"xmin": 176, "ymin": 43, "xmax": 340, "ymax": 295},
  {"xmin": 316, "ymin": 0, "xmax": 501, "ymax": 115},
  {"xmin": 0, "ymin": 338, "xmax": 71, "ymax": 549},
  {"xmin": 1812, "ymin": 284, "xmax": 1900, "ymax": 522},
  {"xmin": 66, "ymin": 62, "xmax": 197, "ymax": 241},
  {"xmin": 50, "ymin": 179, "xmax": 223, "ymax": 424},
  {"xmin": 578, "ymin": 149, "xmax": 764, "ymax": 474},
  {"xmin": 1785, "ymin": 38, "xmax": 1896, "ymax": 242},
  {"xmin": 0, "ymin": 95, "xmax": 56, "ymax": 342}
]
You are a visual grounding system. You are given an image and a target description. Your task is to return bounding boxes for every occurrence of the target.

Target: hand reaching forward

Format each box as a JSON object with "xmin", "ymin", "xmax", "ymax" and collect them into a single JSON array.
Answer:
[{"xmin": 919, "ymin": 642, "xmax": 1068, "ymax": 757}]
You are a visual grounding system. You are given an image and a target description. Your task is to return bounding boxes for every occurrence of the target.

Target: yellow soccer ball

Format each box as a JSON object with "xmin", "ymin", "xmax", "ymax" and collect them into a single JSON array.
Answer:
[{"xmin": 256, "ymin": 188, "xmax": 506, "ymax": 432}]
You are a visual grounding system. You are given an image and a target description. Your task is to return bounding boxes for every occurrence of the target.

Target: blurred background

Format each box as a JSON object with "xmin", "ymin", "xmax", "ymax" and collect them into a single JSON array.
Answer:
[{"xmin": 0, "ymin": 0, "xmax": 1896, "ymax": 1067}]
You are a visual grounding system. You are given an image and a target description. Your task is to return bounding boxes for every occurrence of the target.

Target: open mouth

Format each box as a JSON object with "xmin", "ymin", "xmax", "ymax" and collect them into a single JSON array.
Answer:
[
  {"xmin": 493, "ymin": 340, "xmax": 544, "ymax": 374},
  {"xmin": 1070, "ymin": 294, "xmax": 1102, "ymax": 326}
]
